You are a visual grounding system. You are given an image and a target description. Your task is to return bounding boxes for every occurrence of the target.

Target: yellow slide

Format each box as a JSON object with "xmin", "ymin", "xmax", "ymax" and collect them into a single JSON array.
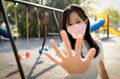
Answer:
[{"xmin": 109, "ymin": 27, "xmax": 120, "ymax": 36}]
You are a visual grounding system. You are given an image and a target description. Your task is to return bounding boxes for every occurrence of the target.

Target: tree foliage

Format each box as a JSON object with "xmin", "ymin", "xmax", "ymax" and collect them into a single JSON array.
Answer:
[
  {"xmin": 1, "ymin": 0, "xmax": 84, "ymax": 37},
  {"xmin": 46, "ymin": 0, "xmax": 82, "ymax": 9},
  {"xmin": 102, "ymin": 7, "xmax": 120, "ymax": 21},
  {"xmin": 2, "ymin": 0, "xmax": 103, "ymax": 37},
  {"xmin": 101, "ymin": 7, "xmax": 120, "ymax": 29}
]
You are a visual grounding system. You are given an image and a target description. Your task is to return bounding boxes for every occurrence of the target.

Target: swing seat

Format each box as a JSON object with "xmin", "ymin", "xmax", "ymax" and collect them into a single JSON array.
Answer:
[
  {"xmin": 39, "ymin": 50, "xmax": 43, "ymax": 55},
  {"xmin": 18, "ymin": 52, "xmax": 30, "ymax": 60},
  {"xmin": 39, "ymin": 47, "xmax": 48, "ymax": 55}
]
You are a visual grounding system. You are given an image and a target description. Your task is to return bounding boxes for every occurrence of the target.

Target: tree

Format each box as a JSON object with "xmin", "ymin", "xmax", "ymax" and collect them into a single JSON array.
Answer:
[
  {"xmin": 101, "ymin": 7, "xmax": 120, "ymax": 30},
  {"xmin": 80, "ymin": 0, "xmax": 97, "ymax": 18},
  {"xmin": 2, "ymin": 0, "xmax": 42, "ymax": 37},
  {"xmin": 2, "ymin": 0, "xmax": 86, "ymax": 37},
  {"xmin": 45, "ymin": 0, "xmax": 82, "ymax": 9}
]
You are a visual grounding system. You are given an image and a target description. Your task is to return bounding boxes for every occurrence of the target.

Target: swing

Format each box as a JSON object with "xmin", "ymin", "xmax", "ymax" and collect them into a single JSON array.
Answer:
[
  {"xmin": 39, "ymin": 11, "xmax": 61, "ymax": 54},
  {"xmin": 17, "ymin": 5, "xmax": 30, "ymax": 60},
  {"xmin": 39, "ymin": 12, "xmax": 50, "ymax": 55},
  {"xmin": 18, "ymin": 52, "xmax": 30, "ymax": 60},
  {"xmin": 36, "ymin": 8, "xmax": 42, "ymax": 54},
  {"xmin": 52, "ymin": 11, "xmax": 62, "ymax": 46}
]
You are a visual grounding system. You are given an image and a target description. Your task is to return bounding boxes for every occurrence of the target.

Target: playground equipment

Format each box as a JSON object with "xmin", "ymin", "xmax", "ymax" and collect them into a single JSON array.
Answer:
[
  {"xmin": 0, "ymin": 27, "xmax": 19, "ymax": 40},
  {"xmin": 13, "ymin": 3, "xmax": 30, "ymax": 60},
  {"xmin": 36, "ymin": 7, "xmax": 42, "ymax": 54},
  {"xmin": 0, "ymin": 28, "xmax": 9, "ymax": 38},
  {"xmin": 24, "ymin": 5, "xmax": 30, "ymax": 58},
  {"xmin": 0, "ymin": 1, "xmax": 25, "ymax": 79},
  {"xmin": 92, "ymin": 14, "xmax": 109, "ymax": 38},
  {"xmin": 39, "ymin": 12, "xmax": 50, "ymax": 55},
  {"xmin": 90, "ymin": 18, "xmax": 105, "ymax": 32},
  {"xmin": 18, "ymin": 52, "xmax": 30, "ymax": 60},
  {"xmin": 37, "ymin": 8, "xmax": 49, "ymax": 54},
  {"xmin": 97, "ymin": 14, "xmax": 120, "ymax": 37},
  {"xmin": 0, "ymin": 0, "xmax": 62, "ymax": 78},
  {"xmin": 109, "ymin": 27, "xmax": 120, "ymax": 36}
]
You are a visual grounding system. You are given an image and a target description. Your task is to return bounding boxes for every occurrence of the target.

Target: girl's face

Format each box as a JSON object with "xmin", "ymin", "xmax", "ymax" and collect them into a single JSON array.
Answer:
[{"xmin": 66, "ymin": 11, "xmax": 87, "ymax": 39}]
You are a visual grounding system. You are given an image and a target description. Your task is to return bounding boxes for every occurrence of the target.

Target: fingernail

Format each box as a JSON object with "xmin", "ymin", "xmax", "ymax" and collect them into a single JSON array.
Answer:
[{"xmin": 60, "ymin": 30, "xmax": 66, "ymax": 35}]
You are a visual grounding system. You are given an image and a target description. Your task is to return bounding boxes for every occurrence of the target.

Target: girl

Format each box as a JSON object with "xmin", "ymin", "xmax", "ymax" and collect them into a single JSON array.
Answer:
[{"xmin": 44, "ymin": 4, "xmax": 109, "ymax": 79}]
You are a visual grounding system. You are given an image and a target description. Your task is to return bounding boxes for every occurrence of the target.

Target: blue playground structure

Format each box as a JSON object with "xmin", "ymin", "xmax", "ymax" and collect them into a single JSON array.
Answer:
[
  {"xmin": 0, "ymin": 28, "xmax": 9, "ymax": 38},
  {"xmin": 0, "ymin": 28, "xmax": 17, "ymax": 40},
  {"xmin": 90, "ymin": 18, "xmax": 105, "ymax": 32}
]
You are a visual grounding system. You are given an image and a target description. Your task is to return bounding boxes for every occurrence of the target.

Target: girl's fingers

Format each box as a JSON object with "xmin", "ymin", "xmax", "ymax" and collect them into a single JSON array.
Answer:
[
  {"xmin": 85, "ymin": 48, "xmax": 96, "ymax": 62},
  {"xmin": 44, "ymin": 52, "xmax": 60, "ymax": 65},
  {"xmin": 60, "ymin": 30, "xmax": 72, "ymax": 56},
  {"xmin": 75, "ymin": 35, "xmax": 83, "ymax": 57},
  {"xmin": 50, "ymin": 39, "xmax": 65, "ymax": 59}
]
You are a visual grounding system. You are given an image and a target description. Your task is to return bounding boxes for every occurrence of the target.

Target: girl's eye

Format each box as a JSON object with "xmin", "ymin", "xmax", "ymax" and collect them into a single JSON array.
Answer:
[
  {"xmin": 76, "ymin": 20, "xmax": 81, "ymax": 24},
  {"xmin": 68, "ymin": 23, "xmax": 72, "ymax": 26}
]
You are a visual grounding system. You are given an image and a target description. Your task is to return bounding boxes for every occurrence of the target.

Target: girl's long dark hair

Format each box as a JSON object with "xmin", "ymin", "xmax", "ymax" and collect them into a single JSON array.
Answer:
[{"xmin": 62, "ymin": 4, "xmax": 100, "ymax": 58}]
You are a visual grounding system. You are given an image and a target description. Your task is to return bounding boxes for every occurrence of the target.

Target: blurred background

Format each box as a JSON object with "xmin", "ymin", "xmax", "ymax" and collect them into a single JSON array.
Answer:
[{"xmin": 0, "ymin": 0, "xmax": 120, "ymax": 38}]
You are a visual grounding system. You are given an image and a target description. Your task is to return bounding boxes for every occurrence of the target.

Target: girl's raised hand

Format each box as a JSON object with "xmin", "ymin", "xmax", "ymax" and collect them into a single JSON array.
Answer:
[{"xmin": 44, "ymin": 30, "xmax": 96, "ymax": 74}]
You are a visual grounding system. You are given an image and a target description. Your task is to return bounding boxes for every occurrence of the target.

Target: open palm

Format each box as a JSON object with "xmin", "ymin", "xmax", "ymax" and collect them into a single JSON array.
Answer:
[{"xmin": 44, "ymin": 30, "xmax": 96, "ymax": 74}]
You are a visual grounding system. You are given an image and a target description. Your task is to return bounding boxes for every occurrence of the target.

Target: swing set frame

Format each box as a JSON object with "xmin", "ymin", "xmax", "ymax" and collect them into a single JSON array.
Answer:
[{"xmin": 0, "ymin": 0, "xmax": 63, "ymax": 79}]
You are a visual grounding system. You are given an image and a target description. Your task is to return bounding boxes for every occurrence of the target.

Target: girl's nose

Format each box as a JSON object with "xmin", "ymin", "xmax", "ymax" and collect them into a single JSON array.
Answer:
[{"xmin": 75, "ymin": 24, "xmax": 78, "ymax": 27}]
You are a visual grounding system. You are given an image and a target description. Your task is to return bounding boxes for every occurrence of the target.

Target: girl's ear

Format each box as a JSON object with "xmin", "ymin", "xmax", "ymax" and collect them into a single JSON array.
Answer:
[{"xmin": 85, "ymin": 18, "xmax": 88, "ymax": 24}]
